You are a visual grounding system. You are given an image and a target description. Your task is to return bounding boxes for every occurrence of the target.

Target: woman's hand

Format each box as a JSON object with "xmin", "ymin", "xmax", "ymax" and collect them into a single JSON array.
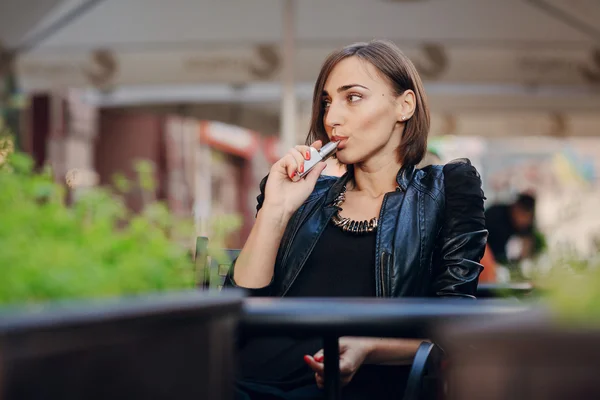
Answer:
[
  {"xmin": 303, "ymin": 337, "xmax": 372, "ymax": 389},
  {"xmin": 262, "ymin": 140, "xmax": 327, "ymax": 218}
]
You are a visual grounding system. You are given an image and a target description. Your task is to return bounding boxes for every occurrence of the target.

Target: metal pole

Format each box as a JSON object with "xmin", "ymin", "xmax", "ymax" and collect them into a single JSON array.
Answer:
[
  {"xmin": 323, "ymin": 336, "xmax": 341, "ymax": 400},
  {"xmin": 280, "ymin": 0, "xmax": 296, "ymax": 152}
]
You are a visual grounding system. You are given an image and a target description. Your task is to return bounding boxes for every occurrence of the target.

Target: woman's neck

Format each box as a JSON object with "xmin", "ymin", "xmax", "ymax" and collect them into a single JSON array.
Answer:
[{"xmin": 350, "ymin": 156, "xmax": 402, "ymax": 198}]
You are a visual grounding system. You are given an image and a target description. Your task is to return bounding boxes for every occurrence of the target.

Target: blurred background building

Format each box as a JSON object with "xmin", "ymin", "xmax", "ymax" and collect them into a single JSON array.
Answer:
[{"xmin": 1, "ymin": 0, "xmax": 599, "ymax": 254}]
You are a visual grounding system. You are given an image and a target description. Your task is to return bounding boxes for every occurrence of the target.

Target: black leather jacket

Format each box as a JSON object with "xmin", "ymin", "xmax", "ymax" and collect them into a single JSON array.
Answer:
[{"xmin": 226, "ymin": 159, "xmax": 487, "ymax": 299}]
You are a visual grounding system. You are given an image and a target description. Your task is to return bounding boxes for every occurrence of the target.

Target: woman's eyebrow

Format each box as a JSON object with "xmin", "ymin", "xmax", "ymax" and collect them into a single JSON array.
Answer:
[{"xmin": 322, "ymin": 84, "xmax": 370, "ymax": 96}]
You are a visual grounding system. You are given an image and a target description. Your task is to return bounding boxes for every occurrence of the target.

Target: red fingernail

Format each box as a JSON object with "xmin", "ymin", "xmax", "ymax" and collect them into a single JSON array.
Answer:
[
  {"xmin": 299, "ymin": 164, "xmax": 304, "ymax": 173},
  {"xmin": 290, "ymin": 171, "xmax": 296, "ymax": 179},
  {"xmin": 315, "ymin": 355, "xmax": 324, "ymax": 362},
  {"xmin": 305, "ymin": 151, "xmax": 310, "ymax": 159},
  {"xmin": 303, "ymin": 355, "xmax": 312, "ymax": 364}
]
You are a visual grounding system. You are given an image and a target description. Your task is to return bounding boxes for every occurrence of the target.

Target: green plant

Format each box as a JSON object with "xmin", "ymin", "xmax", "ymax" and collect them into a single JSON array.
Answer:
[
  {"xmin": 0, "ymin": 118, "xmax": 14, "ymax": 166},
  {"xmin": 0, "ymin": 151, "xmax": 198, "ymax": 305},
  {"xmin": 203, "ymin": 213, "xmax": 243, "ymax": 287},
  {"xmin": 527, "ymin": 243, "xmax": 600, "ymax": 325}
]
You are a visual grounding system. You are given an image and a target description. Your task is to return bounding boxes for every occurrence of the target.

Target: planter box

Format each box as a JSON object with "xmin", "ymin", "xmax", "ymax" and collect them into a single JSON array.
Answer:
[
  {"xmin": 0, "ymin": 290, "xmax": 243, "ymax": 400},
  {"xmin": 439, "ymin": 310, "xmax": 600, "ymax": 400}
]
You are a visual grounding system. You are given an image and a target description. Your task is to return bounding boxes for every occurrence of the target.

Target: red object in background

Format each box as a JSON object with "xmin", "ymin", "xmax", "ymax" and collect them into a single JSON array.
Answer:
[
  {"xmin": 199, "ymin": 120, "xmax": 260, "ymax": 160},
  {"xmin": 479, "ymin": 244, "xmax": 497, "ymax": 282}
]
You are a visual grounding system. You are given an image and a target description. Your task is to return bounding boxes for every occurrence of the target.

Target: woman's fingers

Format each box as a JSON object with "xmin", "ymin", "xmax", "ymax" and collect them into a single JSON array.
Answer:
[
  {"xmin": 315, "ymin": 373, "xmax": 324, "ymax": 389},
  {"xmin": 315, "ymin": 374, "xmax": 351, "ymax": 389},
  {"xmin": 312, "ymin": 350, "xmax": 324, "ymax": 362},
  {"xmin": 295, "ymin": 140, "xmax": 323, "ymax": 160},
  {"xmin": 310, "ymin": 140, "xmax": 323, "ymax": 150},
  {"xmin": 279, "ymin": 141, "xmax": 327, "ymax": 180},
  {"xmin": 294, "ymin": 145, "xmax": 312, "ymax": 161},
  {"xmin": 339, "ymin": 357, "xmax": 354, "ymax": 376},
  {"xmin": 288, "ymin": 147, "xmax": 306, "ymax": 175},
  {"xmin": 306, "ymin": 352, "xmax": 355, "ymax": 389},
  {"xmin": 303, "ymin": 355, "xmax": 324, "ymax": 375},
  {"xmin": 279, "ymin": 154, "xmax": 299, "ymax": 180}
]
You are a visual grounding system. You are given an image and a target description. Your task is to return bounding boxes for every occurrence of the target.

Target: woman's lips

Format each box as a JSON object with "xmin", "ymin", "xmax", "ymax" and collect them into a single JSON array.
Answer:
[{"xmin": 331, "ymin": 135, "xmax": 348, "ymax": 149}]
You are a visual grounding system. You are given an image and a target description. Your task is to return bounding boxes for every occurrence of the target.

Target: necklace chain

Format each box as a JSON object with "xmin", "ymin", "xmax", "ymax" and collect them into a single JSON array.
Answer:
[{"xmin": 330, "ymin": 185, "xmax": 378, "ymax": 234}]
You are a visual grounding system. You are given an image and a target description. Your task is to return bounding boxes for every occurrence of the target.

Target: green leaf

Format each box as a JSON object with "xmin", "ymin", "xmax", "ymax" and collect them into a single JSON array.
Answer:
[
  {"xmin": 134, "ymin": 160, "xmax": 156, "ymax": 192},
  {"xmin": 112, "ymin": 173, "xmax": 131, "ymax": 193},
  {"xmin": 0, "ymin": 151, "xmax": 198, "ymax": 305}
]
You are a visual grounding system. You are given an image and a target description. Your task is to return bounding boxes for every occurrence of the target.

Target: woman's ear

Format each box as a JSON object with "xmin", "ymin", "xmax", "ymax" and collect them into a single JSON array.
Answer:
[{"xmin": 396, "ymin": 89, "xmax": 416, "ymax": 122}]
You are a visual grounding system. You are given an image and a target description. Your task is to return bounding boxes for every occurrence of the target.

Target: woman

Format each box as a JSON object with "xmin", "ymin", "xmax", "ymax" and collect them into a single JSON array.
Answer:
[{"xmin": 226, "ymin": 40, "xmax": 487, "ymax": 399}]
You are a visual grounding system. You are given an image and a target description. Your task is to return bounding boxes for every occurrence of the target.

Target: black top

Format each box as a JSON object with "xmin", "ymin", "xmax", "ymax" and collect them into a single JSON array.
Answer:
[
  {"xmin": 239, "ymin": 223, "xmax": 409, "ymax": 398},
  {"xmin": 285, "ymin": 222, "xmax": 376, "ymax": 298}
]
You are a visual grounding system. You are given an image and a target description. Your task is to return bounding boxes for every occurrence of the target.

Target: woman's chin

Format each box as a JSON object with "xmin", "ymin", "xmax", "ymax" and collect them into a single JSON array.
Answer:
[
  {"xmin": 335, "ymin": 150, "xmax": 354, "ymax": 165},
  {"xmin": 336, "ymin": 155, "xmax": 363, "ymax": 166},
  {"xmin": 334, "ymin": 155, "xmax": 351, "ymax": 165}
]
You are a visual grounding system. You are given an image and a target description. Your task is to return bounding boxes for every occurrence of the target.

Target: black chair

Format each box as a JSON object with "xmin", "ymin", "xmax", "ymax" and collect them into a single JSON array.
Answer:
[
  {"xmin": 195, "ymin": 236, "xmax": 239, "ymax": 291},
  {"xmin": 195, "ymin": 237, "xmax": 444, "ymax": 400},
  {"xmin": 403, "ymin": 342, "xmax": 445, "ymax": 400}
]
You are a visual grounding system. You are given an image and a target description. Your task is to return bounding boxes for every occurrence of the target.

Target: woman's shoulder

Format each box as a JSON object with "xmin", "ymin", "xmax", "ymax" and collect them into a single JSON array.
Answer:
[
  {"xmin": 441, "ymin": 158, "xmax": 484, "ymax": 198},
  {"xmin": 438, "ymin": 159, "xmax": 486, "ymax": 224},
  {"xmin": 442, "ymin": 158, "xmax": 481, "ymax": 178},
  {"xmin": 439, "ymin": 159, "xmax": 486, "ymax": 233},
  {"xmin": 417, "ymin": 158, "xmax": 481, "ymax": 186},
  {"xmin": 414, "ymin": 158, "xmax": 483, "ymax": 200}
]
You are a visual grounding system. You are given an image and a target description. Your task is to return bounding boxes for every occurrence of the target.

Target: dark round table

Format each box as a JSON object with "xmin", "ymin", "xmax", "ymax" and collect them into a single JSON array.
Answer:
[{"xmin": 241, "ymin": 297, "xmax": 529, "ymax": 400}]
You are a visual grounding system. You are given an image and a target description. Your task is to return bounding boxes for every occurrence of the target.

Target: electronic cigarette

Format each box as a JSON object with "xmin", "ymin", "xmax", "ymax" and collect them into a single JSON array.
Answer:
[{"xmin": 292, "ymin": 140, "xmax": 340, "ymax": 182}]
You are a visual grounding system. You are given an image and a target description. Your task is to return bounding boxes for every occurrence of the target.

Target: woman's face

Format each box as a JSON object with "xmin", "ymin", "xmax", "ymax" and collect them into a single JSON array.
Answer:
[{"xmin": 321, "ymin": 56, "xmax": 411, "ymax": 166}]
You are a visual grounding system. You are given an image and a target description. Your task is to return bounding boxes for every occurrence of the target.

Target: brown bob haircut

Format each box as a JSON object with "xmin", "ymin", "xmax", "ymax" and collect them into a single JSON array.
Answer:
[{"xmin": 306, "ymin": 40, "xmax": 430, "ymax": 168}]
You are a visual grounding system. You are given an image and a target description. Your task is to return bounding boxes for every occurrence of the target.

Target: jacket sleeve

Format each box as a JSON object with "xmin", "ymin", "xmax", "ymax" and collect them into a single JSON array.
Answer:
[
  {"xmin": 431, "ymin": 159, "xmax": 487, "ymax": 298},
  {"xmin": 223, "ymin": 175, "xmax": 274, "ymax": 296}
]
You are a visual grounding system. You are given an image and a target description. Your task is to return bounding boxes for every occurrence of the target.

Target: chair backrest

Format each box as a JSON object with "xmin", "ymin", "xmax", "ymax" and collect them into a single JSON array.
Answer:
[
  {"xmin": 195, "ymin": 236, "xmax": 241, "ymax": 290},
  {"xmin": 402, "ymin": 342, "xmax": 445, "ymax": 400}
]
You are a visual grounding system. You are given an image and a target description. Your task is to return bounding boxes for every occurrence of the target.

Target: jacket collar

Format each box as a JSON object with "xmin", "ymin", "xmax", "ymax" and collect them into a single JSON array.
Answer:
[
  {"xmin": 396, "ymin": 165, "xmax": 415, "ymax": 192},
  {"xmin": 324, "ymin": 173, "xmax": 351, "ymax": 206}
]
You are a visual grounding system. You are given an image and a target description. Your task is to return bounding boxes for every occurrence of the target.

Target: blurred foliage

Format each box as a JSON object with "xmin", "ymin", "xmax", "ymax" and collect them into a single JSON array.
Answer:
[
  {"xmin": 0, "ymin": 149, "xmax": 200, "ymax": 305},
  {"xmin": 526, "ymin": 242, "xmax": 600, "ymax": 325},
  {"xmin": 1, "ymin": 70, "xmax": 27, "ymax": 151},
  {"xmin": 202, "ymin": 213, "xmax": 243, "ymax": 288},
  {"xmin": 0, "ymin": 118, "xmax": 14, "ymax": 166}
]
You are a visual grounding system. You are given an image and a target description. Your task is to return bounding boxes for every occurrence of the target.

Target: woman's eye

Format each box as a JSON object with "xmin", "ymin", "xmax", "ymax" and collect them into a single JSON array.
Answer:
[
  {"xmin": 347, "ymin": 94, "xmax": 362, "ymax": 103},
  {"xmin": 322, "ymin": 99, "xmax": 331, "ymax": 109}
]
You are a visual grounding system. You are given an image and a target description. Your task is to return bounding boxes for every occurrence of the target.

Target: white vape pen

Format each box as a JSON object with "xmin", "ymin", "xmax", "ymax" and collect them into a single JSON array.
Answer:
[{"xmin": 292, "ymin": 140, "xmax": 340, "ymax": 182}]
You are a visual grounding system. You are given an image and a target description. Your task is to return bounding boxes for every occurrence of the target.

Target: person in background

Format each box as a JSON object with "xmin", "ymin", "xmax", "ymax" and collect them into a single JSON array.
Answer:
[{"xmin": 485, "ymin": 193, "xmax": 540, "ymax": 265}]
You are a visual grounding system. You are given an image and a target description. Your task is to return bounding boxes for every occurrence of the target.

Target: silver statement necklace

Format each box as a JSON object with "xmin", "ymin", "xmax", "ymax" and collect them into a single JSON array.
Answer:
[{"xmin": 330, "ymin": 185, "xmax": 378, "ymax": 234}]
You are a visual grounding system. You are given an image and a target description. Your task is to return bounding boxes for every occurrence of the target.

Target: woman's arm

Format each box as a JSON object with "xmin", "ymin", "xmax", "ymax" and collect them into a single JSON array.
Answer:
[
  {"xmin": 231, "ymin": 203, "xmax": 292, "ymax": 289},
  {"xmin": 305, "ymin": 337, "xmax": 427, "ymax": 388},
  {"xmin": 362, "ymin": 337, "xmax": 425, "ymax": 365},
  {"xmin": 432, "ymin": 159, "xmax": 487, "ymax": 298},
  {"xmin": 225, "ymin": 148, "xmax": 327, "ymax": 293}
]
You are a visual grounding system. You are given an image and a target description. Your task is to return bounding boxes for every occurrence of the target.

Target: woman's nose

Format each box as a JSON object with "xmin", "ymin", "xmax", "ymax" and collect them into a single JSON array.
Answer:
[{"xmin": 324, "ymin": 101, "xmax": 344, "ymax": 129}]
